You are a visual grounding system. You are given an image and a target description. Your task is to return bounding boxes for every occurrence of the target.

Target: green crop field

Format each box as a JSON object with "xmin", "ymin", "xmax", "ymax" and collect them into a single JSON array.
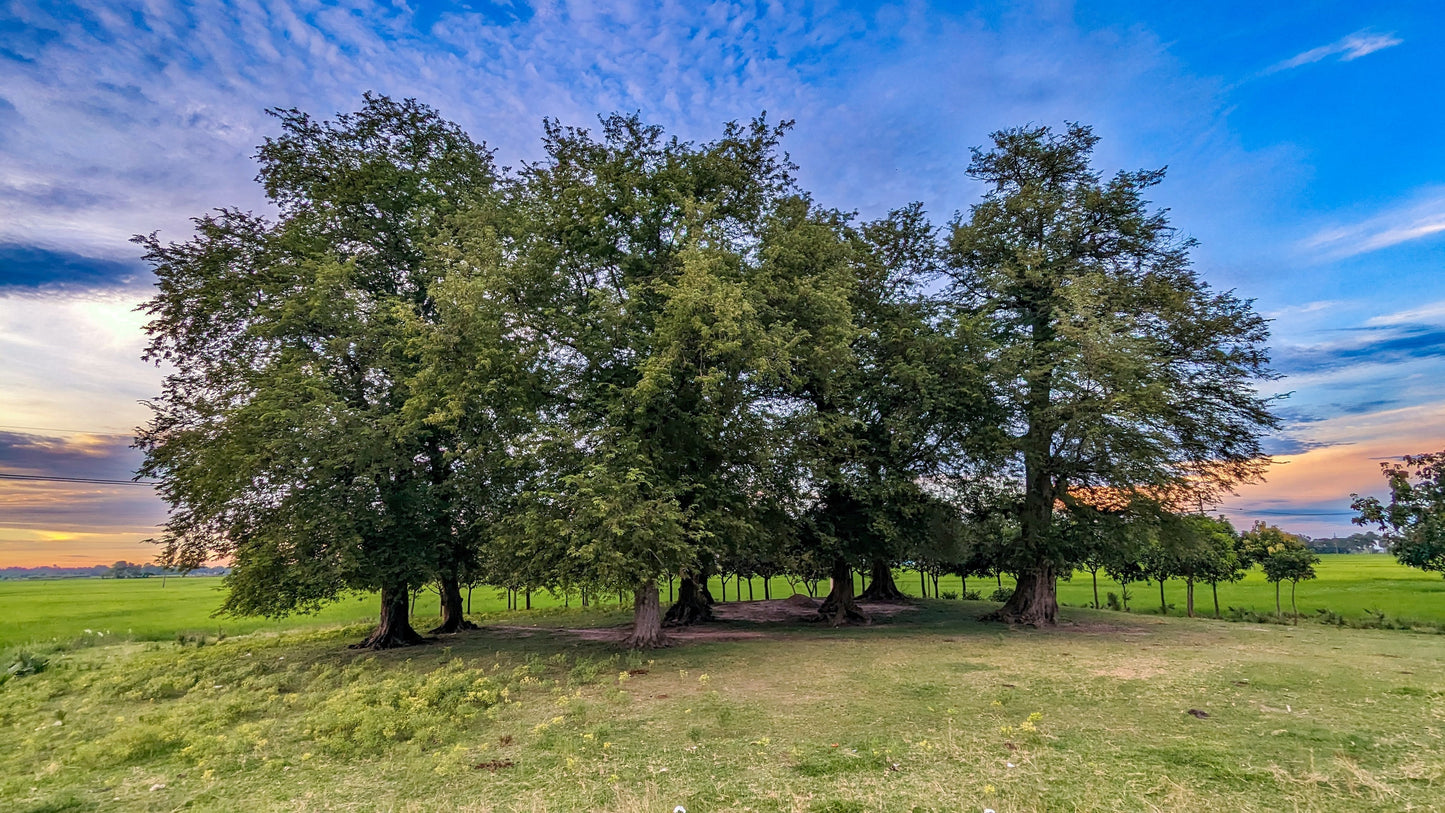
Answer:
[
  {"xmin": 2, "ymin": 598, "xmax": 1443, "ymax": 812},
  {"xmin": 2, "ymin": 554, "xmax": 1442, "ymax": 650}
]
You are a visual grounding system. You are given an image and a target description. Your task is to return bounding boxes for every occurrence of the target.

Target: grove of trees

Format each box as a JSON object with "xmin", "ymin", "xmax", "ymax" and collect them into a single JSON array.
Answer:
[{"xmin": 136, "ymin": 96, "xmax": 1279, "ymax": 648}]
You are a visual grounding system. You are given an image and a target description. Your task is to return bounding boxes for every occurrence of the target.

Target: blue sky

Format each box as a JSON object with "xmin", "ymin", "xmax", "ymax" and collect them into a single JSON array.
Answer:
[{"xmin": 1, "ymin": 0, "xmax": 1442, "ymax": 564}]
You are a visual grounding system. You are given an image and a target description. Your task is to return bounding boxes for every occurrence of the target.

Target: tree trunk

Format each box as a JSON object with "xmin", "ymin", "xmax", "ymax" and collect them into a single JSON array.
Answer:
[
  {"xmin": 818, "ymin": 556, "xmax": 869, "ymax": 626},
  {"xmin": 351, "ymin": 582, "xmax": 428, "ymax": 650},
  {"xmin": 581, "ymin": 588, "xmax": 589, "ymax": 608},
  {"xmin": 1158, "ymin": 579, "xmax": 1167, "ymax": 615},
  {"xmin": 747, "ymin": 577, "xmax": 754, "ymax": 601},
  {"xmin": 1275, "ymin": 581, "xmax": 1281, "ymax": 616},
  {"xmin": 668, "ymin": 576, "xmax": 673, "ymax": 604},
  {"xmin": 763, "ymin": 577, "xmax": 771, "ymax": 600},
  {"xmin": 1185, "ymin": 578, "xmax": 1195, "ymax": 618},
  {"xmin": 466, "ymin": 585, "xmax": 473, "ymax": 615},
  {"xmin": 859, "ymin": 559, "xmax": 908, "ymax": 602},
  {"xmin": 1290, "ymin": 580, "xmax": 1298, "ymax": 623},
  {"xmin": 932, "ymin": 572, "xmax": 940, "ymax": 598},
  {"xmin": 1091, "ymin": 570, "xmax": 1099, "ymax": 609},
  {"xmin": 429, "ymin": 574, "xmax": 479, "ymax": 634},
  {"xmin": 920, "ymin": 569, "xmax": 928, "ymax": 598},
  {"xmin": 625, "ymin": 580, "xmax": 668, "ymax": 649},
  {"xmin": 983, "ymin": 564, "xmax": 1058, "ymax": 626},
  {"xmin": 1212, "ymin": 582, "xmax": 1220, "ymax": 618},
  {"xmin": 663, "ymin": 572, "xmax": 715, "ymax": 626},
  {"xmin": 525, "ymin": 589, "xmax": 531, "ymax": 610}
]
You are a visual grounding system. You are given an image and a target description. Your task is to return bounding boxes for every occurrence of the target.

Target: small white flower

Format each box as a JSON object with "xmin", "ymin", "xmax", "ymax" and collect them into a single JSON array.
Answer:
[{"xmin": 674, "ymin": 807, "xmax": 687, "ymax": 813}]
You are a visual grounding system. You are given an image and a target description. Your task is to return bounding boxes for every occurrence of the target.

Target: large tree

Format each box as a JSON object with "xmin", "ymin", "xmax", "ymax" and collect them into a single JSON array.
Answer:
[
  {"xmin": 136, "ymin": 95, "xmax": 497, "ymax": 648},
  {"xmin": 944, "ymin": 124, "xmax": 1278, "ymax": 625},
  {"xmin": 498, "ymin": 114, "xmax": 853, "ymax": 647},
  {"xmin": 1353, "ymin": 451, "xmax": 1445, "ymax": 578}
]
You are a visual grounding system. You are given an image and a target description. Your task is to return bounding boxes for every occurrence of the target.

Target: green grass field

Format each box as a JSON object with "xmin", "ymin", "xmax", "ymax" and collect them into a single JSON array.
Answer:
[
  {"xmin": 3, "ymin": 598, "xmax": 1443, "ymax": 812},
  {"xmin": 4, "ymin": 554, "xmax": 1440, "ymax": 650}
]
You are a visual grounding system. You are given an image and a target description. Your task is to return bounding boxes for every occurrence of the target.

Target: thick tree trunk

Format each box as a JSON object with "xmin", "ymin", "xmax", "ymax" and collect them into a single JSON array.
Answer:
[
  {"xmin": 818, "ymin": 556, "xmax": 869, "ymax": 626},
  {"xmin": 663, "ymin": 572, "xmax": 715, "ymax": 626},
  {"xmin": 1185, "ymin": 578, "xmax": 1195, "ymax": 618},
  {"xmin": 763, "ymin": 576, "xmax": 771, "ymax": 600},
  {"xmin": 352, "ymin": 582, "xmax": 428, "ymax": 650},
  {"xmin": 983, "ymin": 564, "xmax": 1058, "ymax": 626},
  {"xmin": 859, "ymin": 559, "xmax": 908, "ymax": 602},
  {"xmin": 429, "ymin": 574, "xmax": 479, "ymax": 634},
  {"xmin": 625, "ymin": 580, "xmax": 668, "ymax": 649}
]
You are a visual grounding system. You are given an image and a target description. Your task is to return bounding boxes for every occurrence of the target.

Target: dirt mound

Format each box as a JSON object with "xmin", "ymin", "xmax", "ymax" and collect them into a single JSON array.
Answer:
[{"xmin": 781, "ymin": 593, "xmax": 820, "ymax": 610}]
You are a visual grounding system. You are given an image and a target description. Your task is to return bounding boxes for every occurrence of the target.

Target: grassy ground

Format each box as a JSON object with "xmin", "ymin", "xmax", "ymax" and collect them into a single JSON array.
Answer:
[
  {"xmin": 1, "ymin": 600, "xmax": 1442, "ymax": 812},
  {"xmin": 3, "ymin": 555, "xmax": 1440, "ymax": 649}
]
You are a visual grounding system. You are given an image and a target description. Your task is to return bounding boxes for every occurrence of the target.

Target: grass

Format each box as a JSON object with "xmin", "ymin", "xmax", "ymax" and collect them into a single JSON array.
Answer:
[
  {"xmin": 3, "ymin": 555, "xmax": 1441, "ymax": 650},
  {"xmin": 1, "ymin": 600, "xmax": 1443, "ymax": 811}
]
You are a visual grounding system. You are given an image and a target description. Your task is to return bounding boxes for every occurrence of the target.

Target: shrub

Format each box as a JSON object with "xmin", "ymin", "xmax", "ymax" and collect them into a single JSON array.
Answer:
[
  {"xmin": 939, "ymin": 590, "xmax": 959, "ymax": 600},
  {"xmin": 1, "ymin": 650, "xmax": 49, "ymax": 686},
  {"xmin": 963, "ymin": 590, "xmax": 982, "ymax": 601},
  {"xmin": 1105, "ymin": 592, "xmax": 1122, "ymax": 611},
  {"xmin": 988, "ymin": 587, "xmax": 1012, "ymax": 603}
]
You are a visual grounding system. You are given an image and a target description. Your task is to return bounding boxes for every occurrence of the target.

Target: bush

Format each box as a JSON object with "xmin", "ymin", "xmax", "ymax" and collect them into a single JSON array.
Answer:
[
  {"xmin": 988, "ymin": 587, "xmax": 1012, "ymax": 603},
  {"xmin": 1105, "ymin": 592, "xmax": 1122, "ymax": 611},
  {"xmin": 939, "ymin": 590, "xmax": 959, "ymax": 600},
  {"xmin": 963, "ymin": 590, "xmax": 981, "ymax": 601}
]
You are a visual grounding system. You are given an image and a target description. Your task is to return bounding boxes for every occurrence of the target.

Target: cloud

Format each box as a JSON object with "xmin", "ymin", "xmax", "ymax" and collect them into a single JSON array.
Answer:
[
  {"xmin": 1266, "ymin": 29, "xmax": 1402, "ymax": 73},
  {"xmin": 1302, "ymin": 190, "xmax": 1445, "ymax": 259},
  {"xmin": 0, "ymin": 0, "xmax": 1260, "ymax": 284},
  {"xmin": 0, "ymin": 245, "xmax": 150, "ymax": 290}
]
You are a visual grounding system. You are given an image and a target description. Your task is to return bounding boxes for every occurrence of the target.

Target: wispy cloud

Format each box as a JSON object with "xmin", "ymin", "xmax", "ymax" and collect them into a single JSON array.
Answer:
[
  {"xmin": 1303, "ymin": 190, "xmax": 1445, "ymax": 259},
  {"xmin": 1266, "ymin": 29, "xmax": 1402, "ymax": 73}
]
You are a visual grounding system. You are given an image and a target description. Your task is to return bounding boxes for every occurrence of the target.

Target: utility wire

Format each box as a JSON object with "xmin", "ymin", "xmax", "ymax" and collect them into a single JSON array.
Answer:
[{"xmin": 0, "ymin": 473, "xmax": 158, "ymax": 486}]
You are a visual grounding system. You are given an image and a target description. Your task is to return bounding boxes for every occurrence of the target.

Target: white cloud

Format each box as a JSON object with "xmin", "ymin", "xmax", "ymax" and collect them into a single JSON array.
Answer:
[
  {"xmin": 1267, "ymin": 29, "xmax": 1402, "ymax": 73},
  {"xmin": 1303, "ymin": 190, "xmax": 1445, "ymax": 259}
]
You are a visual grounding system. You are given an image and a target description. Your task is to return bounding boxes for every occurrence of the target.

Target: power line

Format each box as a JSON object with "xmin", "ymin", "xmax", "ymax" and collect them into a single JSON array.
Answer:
[{"xmin": 0, "ymin": 473, "xmax": 158, "ymax": 486}]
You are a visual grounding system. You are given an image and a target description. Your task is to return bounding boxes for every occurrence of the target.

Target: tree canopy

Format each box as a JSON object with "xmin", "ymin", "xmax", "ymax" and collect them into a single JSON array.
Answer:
[{"xmin": 137, "ymin": 98, "xmax": 1278, "ymax": 648}]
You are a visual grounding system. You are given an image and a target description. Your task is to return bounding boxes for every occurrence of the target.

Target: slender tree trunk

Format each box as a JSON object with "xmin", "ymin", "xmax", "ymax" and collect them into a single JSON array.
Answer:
[
  {"xmin": 429, "ymin": 574, "xmax": 479, "ymax": 634},
  {"xmin": 763, "ymin": 576, "xmax": 771, "ymax": 600},
  {"xmin": 352, "ymin": 582, "xmax": 428, "ymax": 650},
  {"xmin": 932, "ymin": 572, "xmax": 940, "ymax": 597},
  {"xmin": 466, "ymin": 585, "xmax": 472, "ymax": 615},
  {"xmin": 859, "ymin": 559, "xmax": 908, "ymax": 602},
  {"xmin": 1291, "ymin": 580, "xmax": 1298, "ymax": 623},
  {"xmin": 962, "ymin": 575, "xmax": 968, "ymax": 596},
  {"xmin": 747, "ymin": 577, "xmax": 754, "ymax": 601},
  {"xmin": 1275, "ymin": 581, "xmax": 1281, "ymax": 616},
  {"xmin": 668, "ymin": 576, "xmax": 673, "ymax": 604},
  {"xmin": 920, "ymin": 569, "xmax": 928, "ymax": 598},
  {"xmin": 1185, "ymin": 578, "xmax": 1195, "ymax": 618},
  {"xmin": 664, "ymin": 572, "xmax": 715, "ymax": 626},
  {"xmin": 996, "ymin": 573, "xmax": 1003, "ymax": 588},
  {"xmin": 1158, "ymin": 579, "xmax": 1167, "ymax": 615},
  {"xmin": 525, "ymin": 589, "xmax": 531, "ymax": 610},
  {"xmin": 1091, "ymin": 570, "xmax": 1099, "ymax": 609},
  {"xmin": 818, "ymin": 556, "xmax": 869, "ymax": 626},
  {"xmin": 581, "ymin": 587, "xmax": 589, "ymax": 608},
  {"xmin": 625, "ymin": 580, "xmax": 668, "ymax": 649},
  {"xmin": 1212, "ymin": 582, "xmax": 1220, "ymax": 618}
]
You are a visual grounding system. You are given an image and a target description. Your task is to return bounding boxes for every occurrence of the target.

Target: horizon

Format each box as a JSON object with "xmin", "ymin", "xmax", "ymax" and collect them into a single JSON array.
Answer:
[{"xmin": 3, "ymin": 1, "xmax": 1444, "ymax": 567}]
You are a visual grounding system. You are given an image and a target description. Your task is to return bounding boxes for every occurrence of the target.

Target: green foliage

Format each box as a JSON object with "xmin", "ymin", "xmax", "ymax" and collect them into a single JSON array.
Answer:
[
  {"xmin": 136, "ymin": 95, "xmax": 500, "ymax": 631},
  {"xmin": 1353, "ymin": 450, "xmax": 1445, "ymax": 577},
  {"xmin": 944, "ymin": 123, "xmax": 1277, "ymax": 588}
]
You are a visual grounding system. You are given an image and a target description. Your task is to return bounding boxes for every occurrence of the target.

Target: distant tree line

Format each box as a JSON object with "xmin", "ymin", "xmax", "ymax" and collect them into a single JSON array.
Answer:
[{"xmin": 136, "ymin": 95, "xmax": 1279, "ymax": 648}]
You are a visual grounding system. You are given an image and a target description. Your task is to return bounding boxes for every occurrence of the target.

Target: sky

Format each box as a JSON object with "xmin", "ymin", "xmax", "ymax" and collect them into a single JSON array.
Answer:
[{"xmin": 1, "ymin": 0, "xmax": 1442, "ymax": 566}]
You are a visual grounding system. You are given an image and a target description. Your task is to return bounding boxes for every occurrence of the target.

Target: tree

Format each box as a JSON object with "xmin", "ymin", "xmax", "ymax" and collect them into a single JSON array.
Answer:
[
  {"xmin": 1194, "ymin": 518, "xmax": 1247, "ymax": 618},
  {"xmin": 1353, "ymin": 451, "xmax": 1445, "ymax": 577},
  {"xmin": 136, "ymin": 95, "xmax": 497, "ymax": 648},
  {"xmin": 1262, "ymin": 545, "xmax": 1318, "ymax": 621},
  {"xmin": 499, "ymin": 114, "xmax": 853, "ymax": 647},
  {"xmin": 944, "ymin": 124, "xmax": 1277, "ymax": 625}
]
